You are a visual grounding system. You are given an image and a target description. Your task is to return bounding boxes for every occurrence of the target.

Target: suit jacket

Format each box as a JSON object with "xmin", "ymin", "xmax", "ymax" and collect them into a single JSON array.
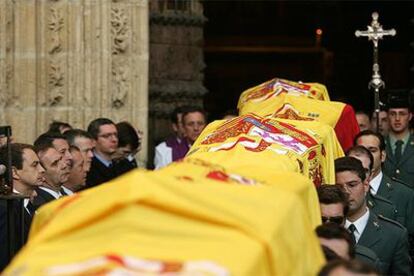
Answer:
[
  {"xmin": 358, "ymin": 212, "xmax": 411, "ymax": 275},
  {"xmin": 0, "ymin": 199, "xmax": 33, "ymax": 272},
  {"xmin": 85, "ymin": 156, "xmax": 121, "ymax": 189},
  {"xmin": 32, "ymin": 187, "xmax": 58, "ymax": 211},
  {"xmin": 377, "ymin": 173, "xmax": 414, "ymax": 235},
  {"xmin": 366, "ymin": 192, "xmax": 398, "ymax": 221},
  {"xmin": 384, "ymin": 134, "xmax": 414, "ymax": 188}
]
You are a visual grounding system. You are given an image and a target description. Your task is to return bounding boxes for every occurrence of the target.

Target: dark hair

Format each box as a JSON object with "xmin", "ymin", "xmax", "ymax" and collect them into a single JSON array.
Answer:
[
  {"xmin": 116, "ymin": 121, "xmax": 140, "ymax": 151},
  {"xmin": 34, "ymin": 132, "xmax": 66, "ymax": 154},
  {"xmin": 355, "ymin": 110, "xmax": 371, "ymax": 120},
  {"xmin": 170, "ymin": 106, "xmax": 184, "ymax": 124},
  {"xmin": 48, "ymin": 121, "xmax": 72, "ymax": 134},
  {"xmin": 315, "ymin": 222, "xmax": 355, "ymax": 258},
  {"xmin": 222, "ymin": 109, "xmax": 238, "ymax": 118},
  {"xmin": 346, "ymin": 145, "xmax": 374, "ymax": 172},
  {"xmin": 0, "ymin": 143, "xmax": 36, "ymax": 183},
  {"xmin": 321, "ymin": 245, "xmax": 341, "ymax": 262},
  {"xmin": 335, "ymin": 157, "xmax": 366, "ymax": 182},
  {"xmin": 354, "ymin": 130, "xmax": 386, "ymax": 152},
  {"xmin": 87, "ymin": 118, "xmax": 115, "ymax": 139},
  {"xmin": 318, "ymin": 259, "xmax": 378, "ymax": 276},
  {"xmin": 317, "ymin": 184, "xmax": 349, "ymax": 217},
  {"xmin": 69, "ymin": 145, "xmax": 80, "ymax": 153},
  {"xmin": 64, "ymin": 129, "xmax": 93, "ymax": 146},
  {"xmin": 181, "ymin": 106, "xmax": 207, "ymax": 124}
]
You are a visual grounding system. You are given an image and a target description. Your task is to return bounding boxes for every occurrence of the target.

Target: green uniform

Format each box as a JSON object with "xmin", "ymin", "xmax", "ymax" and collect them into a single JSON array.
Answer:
[
  {"xmin": 366, "ymin": 192, "xmax": 398, "ymax": 221},
  {"xmin": 384, "ymin": 134, "xmax": 414, "ymax": 188},
  {"xmin": 358, "ymin": 212, "xmax": 411, "ymax": 275},
  {"xmin": 377, "ymin": 173, "xmax": 414, "ymax": 235},
  {"xmin": 355, "ymin": 245, "xmax": 381, "ymax": 272}
]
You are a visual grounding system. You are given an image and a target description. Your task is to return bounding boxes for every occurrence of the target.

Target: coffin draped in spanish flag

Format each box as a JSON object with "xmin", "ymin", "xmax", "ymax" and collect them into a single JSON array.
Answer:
[
  {"xmin": 237, "ymin": 78, "xmax": 330, "ymax": 111},
  {"xmin": 238, "ymin": 79, "xmax": 360, "ymax": 152},
  {"xmin": 4, "ymin": 165, "xmax": 325, "ymax": 276},
  {"xmin": 162, "ymin": 156, "xmax": 322, "ymax": 228},
  {"xmin": 187, "ymin": 113, "xmax": 343, "ymax": 186}
]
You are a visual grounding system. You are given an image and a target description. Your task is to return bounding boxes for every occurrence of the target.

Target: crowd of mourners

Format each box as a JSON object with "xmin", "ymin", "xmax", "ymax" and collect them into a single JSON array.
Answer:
[{"xmin": 1, "ymin": 95, "xmax": 414, "ymax": 275}]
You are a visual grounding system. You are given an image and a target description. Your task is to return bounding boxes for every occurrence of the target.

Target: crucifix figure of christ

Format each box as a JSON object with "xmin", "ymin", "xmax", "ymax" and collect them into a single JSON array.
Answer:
[{"xmin": 355, "ymin": 12, "xmax": 396, "ymax": 132}]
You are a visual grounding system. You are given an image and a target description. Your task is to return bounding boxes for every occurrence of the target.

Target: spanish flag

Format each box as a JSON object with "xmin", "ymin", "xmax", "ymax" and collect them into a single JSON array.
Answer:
[
  {"xmin": 239, "ymin": 93, "xmax": 360, "ymax": 152},
  {"xmin": 188, "ymin": 113, "xmax": 341, "ymax": 186},
  {"xmin": 5, "ymin": 167, "xmax": 325, "ymax": 275},
  {"xmin": 237, "ymin": 78, "xmax": 330, "ymax": 112},
  {"xmin": 165, "ymin": 156, "xmax": 321, "ymax": 228}
]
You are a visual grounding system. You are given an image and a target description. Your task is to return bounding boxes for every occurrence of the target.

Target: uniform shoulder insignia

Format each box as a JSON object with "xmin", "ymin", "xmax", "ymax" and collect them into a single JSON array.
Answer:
[
  {"xmin": 391, "ymin": 176, "xmax": 413, "ymax": 189},
  {"xmin": 378, "ymin": 214, "xmax": 405, "ymax": 229}
]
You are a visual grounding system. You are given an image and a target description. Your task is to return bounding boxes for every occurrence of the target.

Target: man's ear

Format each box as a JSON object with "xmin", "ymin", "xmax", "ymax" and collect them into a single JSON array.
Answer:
[
  {"xmin": 12, "ymin": 166, "xmax": 20, "ymax": 181},
  {"xmin": 381, "ymin": 150, "xmax": 386, "ymax": 163},
  {"xmin": 172, "ymin": 123, "xmax": 178, "ymax": 132}
]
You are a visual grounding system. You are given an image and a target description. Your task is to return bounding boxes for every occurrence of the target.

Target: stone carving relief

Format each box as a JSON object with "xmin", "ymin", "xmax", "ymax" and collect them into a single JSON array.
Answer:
[
  {"xmin": 48, "ymin": 6, "xmax": 63, "ymax": 54},
  {"xmin": 111, "ymin": 5, "xmax": 130, "ymax": 108},
  {"xmin": 111, "ymin": 7, "xmax": 129, "ymax": 55},
  {"xmin": 48, "ymin": 59, "xmax": 64, "ymax": 106},
  {"xmin": 46, "ymin": 5, "xmax": 65, "ymax": 106},
  {"xmin": 112, "ymin": 59, "xmax": 129, "ymax": 108}
]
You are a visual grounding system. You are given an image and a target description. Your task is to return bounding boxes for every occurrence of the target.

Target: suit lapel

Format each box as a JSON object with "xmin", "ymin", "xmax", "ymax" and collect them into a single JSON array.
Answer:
[
  {"xmin": 385, "ymin": 136, "xmax": 396, "ymax": 164},
  {"xmin": 398, "ymin": 135, "xmax": 414, "ymax": 165},
  {"xmin": 377, "ymin": 174, "xmax": 393, "ymax": 200},
  {"xmin": 358, "ymin": 212, "xmax": 381, "ymax": 248}
]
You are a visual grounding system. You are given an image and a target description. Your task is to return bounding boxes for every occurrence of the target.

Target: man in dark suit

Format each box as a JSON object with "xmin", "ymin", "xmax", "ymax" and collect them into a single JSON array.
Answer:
[
  {"xmin": 0, "ymin": 143, "xmax": 45, "ymax": 270},
  {"xmin": 32, "ymin": 133, "xmax": 72, "ymax": 210},
  {"xmin": 383, "ymin": 91, "xmax": 414, "ymax": 187},
  {"xmin": 346, "ymin": 145, "xmax": 398, "ymax": 221},
  {"xmin": 335, "ymin": 157, "xmax": 411, "ymax": 275},
  {"xmin": 85, "ymin": 118, "xmax": 120, "ymax": 188}
]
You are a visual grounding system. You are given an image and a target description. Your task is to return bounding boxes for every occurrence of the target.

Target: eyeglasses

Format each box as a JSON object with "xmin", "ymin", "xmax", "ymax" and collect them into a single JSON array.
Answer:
[{"xmin": 321, "ymin": 216, "xmax": 344, "ymax": 225}]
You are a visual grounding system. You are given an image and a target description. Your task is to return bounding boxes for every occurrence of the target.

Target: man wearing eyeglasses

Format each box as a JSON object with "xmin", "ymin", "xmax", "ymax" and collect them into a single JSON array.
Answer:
[
  {"xmin": 86, "ymin": 118, "xmax": 120, "ymax": 188},
  {"xmin": 346, "ymin": 145, "xmax": 398, "ymax": 221},
  {"xmin": 354, "ymin": 129, "xmax": 414, "ymax": 262},
  {"xmin": 335, "ymin": 156, "xmax": 411, "ymax": 276}
]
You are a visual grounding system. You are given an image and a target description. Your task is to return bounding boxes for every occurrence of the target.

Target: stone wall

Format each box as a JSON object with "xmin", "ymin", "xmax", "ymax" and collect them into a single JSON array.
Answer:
[{"xmin": 0, "ymin": 0, "xmax": 149, "ymax": 165}]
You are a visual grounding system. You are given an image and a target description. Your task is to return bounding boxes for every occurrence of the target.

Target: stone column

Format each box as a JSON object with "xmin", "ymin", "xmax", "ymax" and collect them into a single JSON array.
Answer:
[
  {"xmin": 0, "ymin": 0, "xmax": 149, "ymax": 165},
  {"xmin": 148, "ymin": 0, "xmax": 207, "ymax": 167}
]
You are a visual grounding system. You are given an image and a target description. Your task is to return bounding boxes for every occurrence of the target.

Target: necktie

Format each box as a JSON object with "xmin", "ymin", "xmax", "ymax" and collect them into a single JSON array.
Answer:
[
  {"xmin": 395, "ymin": 140, "xmax": 404, "ymax": 163},
  {"xmin": 60, "ymin": 188, "xmax": 67, "ymax": 196},
  {"xmin": 348, "ymin": 224, "xmax": 357, "ymax": 244}
]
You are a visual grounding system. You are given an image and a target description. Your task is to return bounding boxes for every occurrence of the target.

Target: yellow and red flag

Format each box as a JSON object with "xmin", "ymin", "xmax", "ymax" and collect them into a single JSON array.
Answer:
[
  {"xmin": 239, "ymin": 93, "xmax": 360, "ymax": 152},
  {"xmin": 237, "ymin": 78, "xmax": 330, "ymax": 112},
  {"xmin": 164, "ymin": 156, "xmax": 322, "ymax": 228},
  {"xmin": 188, "ymin": 113, "xmax": 342, "ymax": 186},
  {"xmin": 5, "ymin": 167, "xmax": 325, "ymax": 276}
]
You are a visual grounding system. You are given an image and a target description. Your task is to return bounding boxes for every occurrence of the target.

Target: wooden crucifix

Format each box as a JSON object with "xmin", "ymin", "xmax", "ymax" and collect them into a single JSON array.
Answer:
[{"xmin": 355, "ymin": 12, "xmax": 396, "ymax": 132}]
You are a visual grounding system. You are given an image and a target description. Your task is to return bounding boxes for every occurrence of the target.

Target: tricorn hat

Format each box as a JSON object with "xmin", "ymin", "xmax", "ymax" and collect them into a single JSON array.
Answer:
[{"xmin": 386, "ymin": 89, "xmax": 413, "ymax": 110}]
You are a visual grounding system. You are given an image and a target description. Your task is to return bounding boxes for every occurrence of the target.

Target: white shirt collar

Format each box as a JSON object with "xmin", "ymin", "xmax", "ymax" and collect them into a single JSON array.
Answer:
[
  {"xmin": 12, "ymin": 189, "xmax": 29, "ymax": 208},
  {"xmin": 61, "ymin": 185, "xmax": 74, "ymax": 195},
  {"xmin": 39, "ymin": 186, "xmax": 63, "ymax": 199},
  {"xmin": 369, "ymin": 171, "xmax": 383, "ymax": 195},
  {"xmin": 345, "ymin": 208, "xmax": 370, "ymax": 243}
]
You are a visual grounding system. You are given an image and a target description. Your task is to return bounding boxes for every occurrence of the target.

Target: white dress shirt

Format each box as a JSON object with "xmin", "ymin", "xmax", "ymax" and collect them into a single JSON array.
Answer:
[
  {"xmin": 345, "ymin": 208, "xmax": 370, "ymax": 243},
  {"xmin": 369, "ymin": 171, "xmax": 383, "ymax": 195}
]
